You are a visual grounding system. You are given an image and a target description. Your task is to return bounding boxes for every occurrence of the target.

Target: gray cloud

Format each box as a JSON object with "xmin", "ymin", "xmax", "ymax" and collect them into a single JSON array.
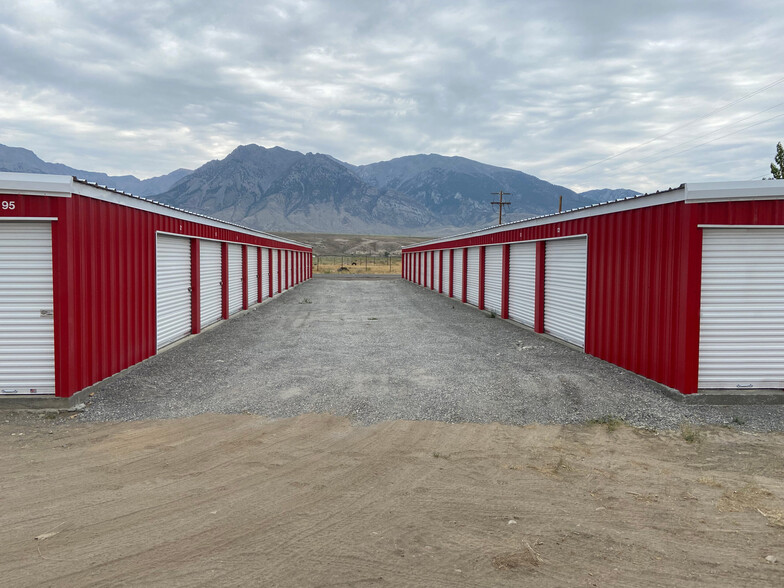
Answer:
[{"xmin": 0, "ymin": 0, "xmax": 781, "ymax": 192}]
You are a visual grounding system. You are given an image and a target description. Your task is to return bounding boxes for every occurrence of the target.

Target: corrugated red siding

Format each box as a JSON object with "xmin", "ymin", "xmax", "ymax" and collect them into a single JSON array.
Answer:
[
  {"xmin": 402, "ymin": 199, "xmax": 784, "ymax": 394},
  {"xmin": 2, "ymin": 192, "xmax": 311, "ymax": 398}
]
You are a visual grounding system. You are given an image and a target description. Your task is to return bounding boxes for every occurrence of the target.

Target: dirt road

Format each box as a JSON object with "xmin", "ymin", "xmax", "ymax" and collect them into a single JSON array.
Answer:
[{"xmin": 3, "ymin": 413, "xmax": 783, "ymax": 587}]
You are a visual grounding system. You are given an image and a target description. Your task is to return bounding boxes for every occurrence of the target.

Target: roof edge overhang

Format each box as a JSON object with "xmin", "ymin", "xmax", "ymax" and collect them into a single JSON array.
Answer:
[
  {"xmin": 0, "ymin": 173, "xmax": 74, "ymax": 197},
  {"xmin": 684, "ymin": 180, "xmax": 784, "ymax": 203}
]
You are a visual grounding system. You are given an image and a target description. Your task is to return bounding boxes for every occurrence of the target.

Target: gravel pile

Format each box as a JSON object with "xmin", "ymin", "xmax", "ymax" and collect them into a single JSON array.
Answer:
[{"xmin": 84, "ymin": 277, "xmax": 784, "ymax": 432}]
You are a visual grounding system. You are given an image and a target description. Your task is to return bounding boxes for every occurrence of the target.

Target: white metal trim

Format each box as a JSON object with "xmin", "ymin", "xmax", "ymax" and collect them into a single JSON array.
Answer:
[
  {"xmin": 697, "ymin": 224, "xmax": 784, "ymax": 229},
  {"xmin": 0, "ymin": 217, "xmax": 59, "ymax": 221},
  {"xmin": 685, "ymin": 181, "xmax": 784, "ymax": 203},
  {"xmin": 0, "ymin": 173, "xmax": 73, "ymax": 197}
]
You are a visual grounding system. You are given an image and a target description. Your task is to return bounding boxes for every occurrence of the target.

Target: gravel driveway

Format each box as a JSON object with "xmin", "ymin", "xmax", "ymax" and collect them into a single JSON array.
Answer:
[{"xmin": 84, "ymin": 277, "xmax": 784, "ymax": 431}]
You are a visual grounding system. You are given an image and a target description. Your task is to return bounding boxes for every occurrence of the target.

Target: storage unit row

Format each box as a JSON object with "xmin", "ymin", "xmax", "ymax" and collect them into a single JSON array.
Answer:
[
  {"xmin": 402, "ymin": 181, "xmax": 784, "ymax": 396},
  {"xmin": 0, "ymin": 173, "xmax": 313, "ymax": 400},
  {"xmin": 156, "ymin": 235, "xmax": 310, "ymax": 348}
]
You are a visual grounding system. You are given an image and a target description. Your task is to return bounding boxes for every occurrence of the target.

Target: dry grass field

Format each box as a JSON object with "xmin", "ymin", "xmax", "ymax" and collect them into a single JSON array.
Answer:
[
  {"xmin": 273, "ymin": 231, "xmax": 427, "ymax": 275},
  {"xmin": 314, "ymin": 255, "xmax": 402, "ymax": 275}
]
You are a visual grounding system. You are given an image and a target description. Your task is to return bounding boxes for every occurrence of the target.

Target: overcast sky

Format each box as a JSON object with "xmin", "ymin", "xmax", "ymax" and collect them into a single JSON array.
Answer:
[{"xmin": 0, "ymin": 0, "xmax": 782, "ymax": 192}]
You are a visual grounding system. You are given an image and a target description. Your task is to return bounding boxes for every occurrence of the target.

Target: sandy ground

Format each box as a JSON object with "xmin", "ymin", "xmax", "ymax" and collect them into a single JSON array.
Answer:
[{"xmin": 3, "ymin": 413, "xmax": 783, "ymax": 587}]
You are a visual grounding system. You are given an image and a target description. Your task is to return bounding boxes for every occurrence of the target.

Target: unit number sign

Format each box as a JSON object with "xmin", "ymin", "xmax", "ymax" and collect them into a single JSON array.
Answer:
[{"xmin": 1, "ymin": 200, "xmax": 15, "ymax": 210}]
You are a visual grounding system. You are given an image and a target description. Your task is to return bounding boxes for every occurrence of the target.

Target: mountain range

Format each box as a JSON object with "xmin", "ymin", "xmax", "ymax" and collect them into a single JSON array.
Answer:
[
  {"xmin": 0, "ymin": 144, "xmax": 191, "ymax": 197},
  {"xmin": 0, "ymin": 142, "xmax": 638, "ymax": 234}
]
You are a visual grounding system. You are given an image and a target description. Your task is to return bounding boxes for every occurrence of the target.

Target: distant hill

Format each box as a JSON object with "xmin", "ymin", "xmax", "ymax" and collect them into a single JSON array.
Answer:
[{"xmin": 0, "ymin": 143, "xmax": 191, "ymax": 197}]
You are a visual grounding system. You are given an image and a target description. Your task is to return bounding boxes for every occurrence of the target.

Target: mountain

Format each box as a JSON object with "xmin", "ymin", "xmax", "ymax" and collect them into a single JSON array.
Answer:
[
  {"xmin": 0, "ymin": 143, "xmax": 191, "ymax": 197},
  {"xmin": 354, "ymin": 154, "xmax": 588, "ymax": 226},
  {"xmin": 579, "ymin": 188, "xmax": 640, "ymax": 203},
  {"xmin": 155, "ymin": 146, "xmax": 611, "ymax": 234},
  {"xmin": 157, "ymin": 145, "xmax": 438, "ymax": 234}
]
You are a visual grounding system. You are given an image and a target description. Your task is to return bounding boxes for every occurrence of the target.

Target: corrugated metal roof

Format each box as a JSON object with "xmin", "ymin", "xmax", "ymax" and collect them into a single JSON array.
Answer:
[
  {"xmin": 0, "ymin": 172, "xmax": 309, "ymax": 249},
  {"xmin": 403, "ymin": 184, "xmax": 686, "ymax": 250},
  {"xmin": 402, "ymin": 180, "xmax": 784, "ymax": 250}
]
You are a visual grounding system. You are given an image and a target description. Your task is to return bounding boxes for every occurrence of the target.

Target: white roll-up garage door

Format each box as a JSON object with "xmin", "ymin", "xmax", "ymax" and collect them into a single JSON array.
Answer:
[
  {"xmin": 453, "ymin": 249, "xmax": 464, "ymax": 298},
  {"xmin": 544, "ymin": 237, "xmax": 587, "ymax": 347},
  {"xmin": 272, "ymin": 250, "xmax": 279, "ymax": 293},
  {"xmin": 442, "ymin": 251, "xmax": 451, "ymax": 296},
  {"xmin": 261, "ymin": 248, "xmax": 270, "ymax": 298},
  {"xmin": 699, "ymin": 228, "xmax": 784, "ymax": 389},
  {"xmin": 248, "ymin": 246, "xmax": 259, "ymax": 305},
  {"xmin": 292, "ymin": 252, "xmax": 297, "ymax": 285},
  {"xmin": 227, "ymin": 243, "xmax": 243, "ymax": 314},
  {"xmin": 156, "ymin": 234, "xmax": 192, "ymax": 350},
  {"xmin": 508, "ymin": 242, "xmax": 536, "ymax": 327},
  {"xmin": 434, "ymin": 251, "xmax": 441, "ymax": 291},
  {"xmin": 423, "ymin": 251, "xmax": 429, "ymax": 288},
  {"xmin": 466, "ymin": 247, "xmax": 480, "ymax": 306},
  {"xmin": 484, "ymin": 245, "xmax": 503, "ymax": 315},
  {"xmin": 199, "ymin": 240, "xmax": 222, "ymax": 329},
  {"xmin": 0, "ymin": 222, "xmax": 55, "ymax": 395},
  {"xmin": 286, "ymin": 251, "xmax": 292, "ymax": 288}
]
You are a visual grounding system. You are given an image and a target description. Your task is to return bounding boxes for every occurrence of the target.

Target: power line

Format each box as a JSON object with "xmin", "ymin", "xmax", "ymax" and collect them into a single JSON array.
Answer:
[
  {"xmin": 634, "ymin": 100, "xmax": 784, "ymax": 164},
  {"xmin": 634, "ymin": 112, "xmax": 784, "ymax": 167},
  {"xmin": 565, "ymin": 75, "xmax": 784, "ymax": 175}
]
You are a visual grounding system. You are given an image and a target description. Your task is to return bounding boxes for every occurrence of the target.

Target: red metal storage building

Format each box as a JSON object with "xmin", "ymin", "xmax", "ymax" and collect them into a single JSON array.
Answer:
[
  {"xmin": 0, "ymin": 173, "xmax": 313, "ymax": 403},
  {"xmin": 402, "ymin": 181, "xmax": 784, "ymax": 396}
]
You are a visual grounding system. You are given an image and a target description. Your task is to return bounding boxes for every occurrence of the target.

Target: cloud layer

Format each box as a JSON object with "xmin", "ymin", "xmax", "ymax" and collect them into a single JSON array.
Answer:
[{"xmin": 1, "ymin": 0, "xmax": 781, "ymax": 192}]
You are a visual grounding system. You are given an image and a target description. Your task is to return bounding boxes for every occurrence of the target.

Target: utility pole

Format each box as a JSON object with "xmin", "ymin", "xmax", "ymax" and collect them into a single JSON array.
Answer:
[{"xmin": 491, "ymin": 190, "xmax": 512, "ymax": 225}]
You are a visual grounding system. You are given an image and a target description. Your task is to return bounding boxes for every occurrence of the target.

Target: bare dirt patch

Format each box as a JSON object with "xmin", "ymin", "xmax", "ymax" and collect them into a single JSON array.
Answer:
[{"xmin": 2, "ymin": 414, "xmax": 784, "ymax": 586}]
